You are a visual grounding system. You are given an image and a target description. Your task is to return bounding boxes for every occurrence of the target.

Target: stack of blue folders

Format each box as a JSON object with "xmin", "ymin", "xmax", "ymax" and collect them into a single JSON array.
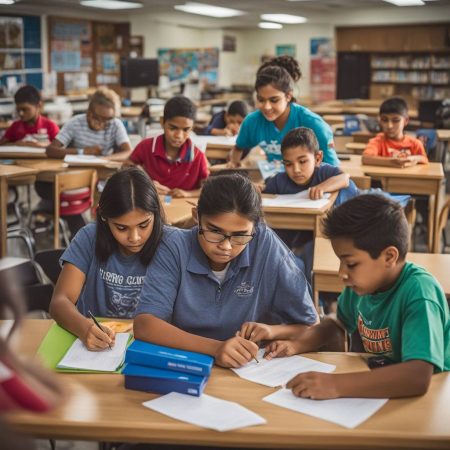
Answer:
[{"xmin": 123, "ymin": 340, "xmax": 214, "ymax": 397}]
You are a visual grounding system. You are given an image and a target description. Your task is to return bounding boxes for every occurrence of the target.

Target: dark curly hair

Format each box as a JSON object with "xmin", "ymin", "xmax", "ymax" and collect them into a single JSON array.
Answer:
[{"xmin": 255, "ymin": 56, "xmax": 302, "ymax": 102}]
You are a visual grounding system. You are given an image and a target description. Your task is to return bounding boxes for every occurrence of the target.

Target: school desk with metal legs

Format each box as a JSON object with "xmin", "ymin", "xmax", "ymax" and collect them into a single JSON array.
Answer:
[
  {"xmin": 340, "ymin": 155, "xmax": 445, "ymax": 253},
  {"xmin": 5, "ymin": 319, "xmax": 450, "ymax": 449},
  {"xmin": 0, "ymin": 164, "xmax": 38, "ymax": 257},
  {"xmin": 312, "ymin": 237, "xmax": 450, "ymax": 308}
]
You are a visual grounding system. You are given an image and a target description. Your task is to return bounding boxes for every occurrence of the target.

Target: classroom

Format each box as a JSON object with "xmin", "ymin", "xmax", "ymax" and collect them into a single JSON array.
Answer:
[{"xmin": 0, "ymin": 0, "xmax": 449, "ymax": 449}]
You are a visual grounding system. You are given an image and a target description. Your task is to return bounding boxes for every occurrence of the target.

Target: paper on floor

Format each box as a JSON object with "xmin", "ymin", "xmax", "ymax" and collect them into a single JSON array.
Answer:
[
  {"xmin": 264, "ymin": 388, "xmax": 388, "ymax": 428},
  {"xmin": 57, "ymin": 332, "xmax": 130, "ymax": 372},
  {"xmin": 231, "ymin": 350, "xmax": 335, "ymax": 387},
  {"xmin": 143, "ymin": 392, "xmax": 266, "ymax": 432}
]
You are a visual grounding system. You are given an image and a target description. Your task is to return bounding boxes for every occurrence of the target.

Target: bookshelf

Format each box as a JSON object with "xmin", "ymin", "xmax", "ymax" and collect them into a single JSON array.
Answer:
[
  {"xmin": 0, "ymin": 15, "xmax": 43, "ymax": 92},
  {"xmin": 370, "ymin": 52, "xmax": 450, "ymax": 103}
]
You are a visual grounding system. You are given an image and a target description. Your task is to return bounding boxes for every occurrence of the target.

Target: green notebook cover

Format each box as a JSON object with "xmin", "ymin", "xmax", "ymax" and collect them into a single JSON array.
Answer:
[{"xmin": 37, "ymin": 322, "xmax": 130, "ymax": 374}]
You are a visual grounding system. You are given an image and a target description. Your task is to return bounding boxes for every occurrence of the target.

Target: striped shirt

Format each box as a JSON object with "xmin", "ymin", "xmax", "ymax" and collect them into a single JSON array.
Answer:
[{"xmin": 55, "ymin": 113, "xmax": 130, "ymax": 155}]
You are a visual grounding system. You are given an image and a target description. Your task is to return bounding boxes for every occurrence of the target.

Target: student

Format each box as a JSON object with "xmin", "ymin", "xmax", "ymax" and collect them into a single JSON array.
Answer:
[
  {"xmin": 264, "ymin": 127, "xmax": 358, "ymax": 279},
  {"xmin": 229, "ymin": 56, "xmax": 339, "ymax": 167},
  {"xmin": 0, "ymin": 85, "xmax": 59, "ymax": 147},
  {"xmin": 362, "ymin": 97, "xmax": 428, "ymax": 168},
  {"xmin": 134, "ymin": 173, "xmax": 318, "ymax": 368},
  {"xmin": 204, "ymin": 100, "xmax": 249, "ymax": 136},
  {"xmin": 127, "ymin": 95, "xmax": 209, "ymax": 198},
  {"xmin": 248, "ymin": 194, "xmax": 449, "ymax": 399},
  {"xmin": 49, "ymin": 167, "xmax": 165, "ymax": 351},
  {"xmin": 46, "ymin": 86, "xmax": 131, "ymax": 161}
]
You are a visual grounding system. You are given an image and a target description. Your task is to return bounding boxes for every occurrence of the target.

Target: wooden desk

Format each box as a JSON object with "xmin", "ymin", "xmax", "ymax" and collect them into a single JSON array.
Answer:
[
  {"xmin": 322, "ymin": 114, "xmax": 345, "ymax": 125},
  {"xmin": 262, "ymin": 193, "xmax": 336, "ymax": 237},
  {"xmin": 162, "ymin": 197, "xmax": 195, "ymax": 228},
  {"xmin": 436, "ymin": 129, "xmax": 450, "ymax": 166},
  {"xmin": 313, "ymin": 237, "xmax": 450, "ymax": 304},
  {"xmin": 0, "ymin": 164, "xmax": 38, "ymax": 257},
  {"xmin": 351, "ymin": 131, "xmax": 376, "ymax": 143},
  {"xmin": 341, "ymin": 155, "xmax": 444, "ymax": 252},
  {"xmin": 0, "ymin": 145, "xmax": 48, "ymax": 159},
  {"xmin": 5, "ymin": 319, "xmax": 450, "ymax": 449},
  {"xmin": 345, "ymin": 142, "xmax": 366, "ymax": 154}
]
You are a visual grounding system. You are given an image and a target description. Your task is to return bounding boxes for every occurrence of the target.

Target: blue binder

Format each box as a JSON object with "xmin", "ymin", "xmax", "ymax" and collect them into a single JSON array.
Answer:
[
  {"xmin": 123, "ymin": 363, "xmax": 208, "ymax": 397},
  {"xmin": 125, "ymin": 340, "xmax": 214, "ymax": 377}
]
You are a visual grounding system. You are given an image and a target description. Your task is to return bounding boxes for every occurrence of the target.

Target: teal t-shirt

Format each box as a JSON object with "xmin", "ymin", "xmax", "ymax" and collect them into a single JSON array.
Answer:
[
  {"xmin": 236, "ymin": 102, "xmax": 339, "ymax": 166},
  {"xmin": 337, "ymin": 262, "xmax": 450, "ymax": 372}
]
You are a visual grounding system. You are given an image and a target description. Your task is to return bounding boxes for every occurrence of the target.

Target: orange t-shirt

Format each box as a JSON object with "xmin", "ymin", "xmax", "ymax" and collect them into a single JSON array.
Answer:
[{"xmin": 363, "ymin": 133, "xmax": 428, "ymax": 161}]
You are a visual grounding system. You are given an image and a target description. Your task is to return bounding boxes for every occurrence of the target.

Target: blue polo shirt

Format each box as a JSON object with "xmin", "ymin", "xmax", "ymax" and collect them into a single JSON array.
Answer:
[
  {"xmin": 135, "ymin": 224, "xmax": 317, "ymax": 341},
  {"xmin": 264, "ymin": 163, "xmax": 360, "ymax": 207},
  {"xmin": 236, "ymin": 103, "xmax": 339, "ymax": 166}
]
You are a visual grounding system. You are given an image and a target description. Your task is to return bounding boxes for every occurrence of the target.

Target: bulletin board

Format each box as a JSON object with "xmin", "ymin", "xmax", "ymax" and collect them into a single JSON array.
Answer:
[{"xmin": 158, "ymin": 47, "xmax": 219, "ymax": 85}]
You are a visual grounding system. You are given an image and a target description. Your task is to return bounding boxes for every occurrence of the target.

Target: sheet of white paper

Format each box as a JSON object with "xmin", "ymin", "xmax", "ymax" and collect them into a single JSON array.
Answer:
[
  {"xmin": 231, "ymin": 350, "xmax": 335, "ymax": 387},
  {"xmin": 64, "ymin": 155, "xmax": 109, "ymax": 165},
  {"xmin": 191, "ymin": 135, "xmax": 236, "ymax": 153},
  {"xmin": 57, "ymin": 333, "xmax": 130, "ymax": 371},
  {"xmin": 0, "ymin": 320, "xmax": 13, "ymax": 339},
  {"xmin": 264, "ymin": 388, "xmax": 388, "ymax": 429},
  {"xmin": 143, "ymin": 392, "xmax": 266, "ymax": 432},
  {"xmin": 262, "ymin": 191, "xmax": 331, "ymax": 209},
  {"xmin": 0, "ymin": 145, "xmax": 46, "ymax": 154}
]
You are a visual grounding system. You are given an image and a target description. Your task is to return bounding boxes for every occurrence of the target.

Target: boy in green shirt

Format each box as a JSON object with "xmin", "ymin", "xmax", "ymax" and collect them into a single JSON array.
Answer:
[{"xmin": 239, "ymin": 194, "xmax": 449, "ymax": 399}]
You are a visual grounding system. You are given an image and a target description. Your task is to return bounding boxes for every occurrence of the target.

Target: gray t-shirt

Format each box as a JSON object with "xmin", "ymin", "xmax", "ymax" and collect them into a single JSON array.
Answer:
[
  {"xmin": 56, "ymin": 113, "xmax": 130, "ymax": 155},
  {"xmin": 60, "ymin": 223, "xmax": 146, "ymax": 318}
]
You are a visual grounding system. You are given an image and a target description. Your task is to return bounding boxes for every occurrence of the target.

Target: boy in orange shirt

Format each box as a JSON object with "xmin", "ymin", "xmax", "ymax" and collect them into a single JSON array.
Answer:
[{"xmin": 362, "ymin": 97, "xmax": 428, "ymax": 168}]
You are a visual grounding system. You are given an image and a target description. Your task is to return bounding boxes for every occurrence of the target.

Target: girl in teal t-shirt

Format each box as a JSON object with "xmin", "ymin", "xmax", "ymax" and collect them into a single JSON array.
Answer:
[{"xmin": 230, "ymin": 56, "xmax": 339, "ymax": 167}]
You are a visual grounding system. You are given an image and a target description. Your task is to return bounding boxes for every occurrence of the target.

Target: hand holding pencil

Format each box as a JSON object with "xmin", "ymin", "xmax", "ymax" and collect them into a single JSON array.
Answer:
[{"xmin": 84, "ymin": 311, "xmax": 115, "ymax": 351}]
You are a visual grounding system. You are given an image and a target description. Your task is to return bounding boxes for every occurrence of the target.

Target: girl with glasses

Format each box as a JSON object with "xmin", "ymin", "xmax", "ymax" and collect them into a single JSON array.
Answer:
[
  {"xmin": 49, "ymin": 167, "xmax": 166, "ymax": 351},
  {"xmin": 134, "ymin": 173, "xmax": 318, "ymax": 368}
]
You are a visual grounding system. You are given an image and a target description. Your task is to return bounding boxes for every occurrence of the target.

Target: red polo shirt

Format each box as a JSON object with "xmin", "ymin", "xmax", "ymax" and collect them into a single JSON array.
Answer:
[
  {"xmin": 3, "ymin": 115, "xmax": 60, "ymax": 143},
  {"xmin": 130, "ymin": 134, "xmax": 209, "ymax": 191}
]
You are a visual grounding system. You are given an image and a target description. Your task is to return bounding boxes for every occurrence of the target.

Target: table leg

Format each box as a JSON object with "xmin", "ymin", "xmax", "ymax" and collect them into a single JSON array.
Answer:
[
  {"xmin": 0, "ymin": 177, "xmax": 8, "ymax": 257},
  {"xmin": 432, "ymin": 180, "xmax": 443, "ymax": 253}
]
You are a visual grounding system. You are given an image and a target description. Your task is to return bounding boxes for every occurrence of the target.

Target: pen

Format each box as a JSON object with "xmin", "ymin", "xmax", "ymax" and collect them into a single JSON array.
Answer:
[
  {"xmin": 253, "ymin": 355, "xmax": 260, "ymax": 364},
  {"xmin": 186, "ymin": 200, "xmax": 198, "ymax": 207},
  {"xmin": 88, "ymin": 310, "xmax": 112, "ymax": 350}
]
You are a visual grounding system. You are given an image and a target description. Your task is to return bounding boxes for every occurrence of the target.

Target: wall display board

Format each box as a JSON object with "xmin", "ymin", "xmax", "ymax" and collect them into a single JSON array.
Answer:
[
  {"xmin": 310, "ymin": 37, "xmax": 336, "ymax": 103},
  {"xmin": 158, "ymin": 47, "xmax": 219, "ymax": 85}
]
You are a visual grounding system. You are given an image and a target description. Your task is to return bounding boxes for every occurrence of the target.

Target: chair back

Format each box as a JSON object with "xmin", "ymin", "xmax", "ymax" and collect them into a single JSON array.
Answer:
[
  {"xmin": 34, "ymin": 249, "xmax": 65, "ymax": 285},
  {"xmin": 53, "ymin": 169, "xmax": 97, "ymax": 248}
]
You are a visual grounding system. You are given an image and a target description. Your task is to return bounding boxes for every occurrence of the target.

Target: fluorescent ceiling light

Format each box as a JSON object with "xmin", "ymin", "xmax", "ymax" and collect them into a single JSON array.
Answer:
[
  {"xmin": 260, "ymin": 14, "xmax": 307, "ymax": 24},
  {"xmin": 258, "ymin": 22, "xmax": 283, "ymax": 29},
  {"xmin": 383, "ymin": 0, "xmax": 425, "ymax": 5},
  {"xmin": 80, "ymin": 0, "xmax": 143, "ymax": 9},
  {"xmin": 174, "ymin": 2, "xmax": 244, "ymax": 18},
  {"xmin": 0, "ymin": 0, "xmax": 16, "ymax": 4}
]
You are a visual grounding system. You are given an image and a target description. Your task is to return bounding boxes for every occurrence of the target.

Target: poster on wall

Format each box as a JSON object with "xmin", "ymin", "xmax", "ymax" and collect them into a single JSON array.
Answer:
[
  {"xmin": 158, "ymin": 47, "xmax": 219, "ymax": 85},
  {"xmin": 223, "ymin": 35, "xmax": 236, "ymax": 52},
  {"xmin": 276, "ymin": 44, "xmax": 296, "ymax": 57},
  {"xmin": 310, "ymin": 38, "xmax": 336, "ymax": 103}
]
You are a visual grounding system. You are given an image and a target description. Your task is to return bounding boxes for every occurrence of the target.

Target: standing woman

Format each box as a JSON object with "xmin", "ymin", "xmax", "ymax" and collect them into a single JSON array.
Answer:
[
  {"xmin": 229, "ymin": 55, "xmax": 339, "ymax": 167},
  {"xmin": 134, "ymin": 173, "xmax": 318, "ymax": 368}
]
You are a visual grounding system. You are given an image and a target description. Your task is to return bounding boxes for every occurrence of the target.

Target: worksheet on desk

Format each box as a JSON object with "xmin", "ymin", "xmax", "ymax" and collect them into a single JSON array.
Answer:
[
  {"xmin": 0, "ymin": 145, "xmax": 46, "ymax": 154},
  {"xmin": 63, "ymin": 154, "xmax": 108, "ymax": 165},
  {"xmin": 231, "ymin": 350, "xmax": 335, "ymax": 387},
  {"xmin": 143, "ymin": 392, "xmax": 266, "ymax": 432},
  {"xmin": 191, "ymin": 135, "xmax": 236, "ymax": 152},
  {"xmin": 262, "ymin": 191, "xmax": 331, "ymax": 209},
  {"xmin": 57, "ymin": 332, "xmax": 130, "ymax": 371},
  {"xmin": 264, "ymin": 388, "xmax": 388, "ymax": 429}
]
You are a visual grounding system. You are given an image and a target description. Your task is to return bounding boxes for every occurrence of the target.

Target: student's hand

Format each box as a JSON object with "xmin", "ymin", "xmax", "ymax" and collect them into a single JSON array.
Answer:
[
  {"xmin": 84, "ymin": 146, "xmax": 102, "ymax": 155},
  {"xmin": 83, "ymin": 323, "xmax": 116, "ymax": 351},
  {"xmin": 154, "ymin": 180, "xmax": 171, "ymax": 195},
  {"xmin": 309, "ymin": 186, "xmax": 324, "ymax": 200},
  {"xmin": 214, "ymin": 336, "xmax": 259, "ymax": 368},
  {"xmin": 238, "ymin": 322, "xmax": 274, "ymax": 342},
  {"xmin": 286, "ymin": 372, "xmax": 339, "ymax": 400},
  {"xmin": 227, "ymin": 124, "xmax": 240, "ymax": 135},
  {"xmin": 222, "ymin": 127, "xmax": 234, "ymax": 137},
  {"xmin": 226, "ymin": 160, "xmax": 241, "ymax": 169},
  {"xmin": 253, "ymin": 181, "xmax": 265, "ymax": 193},
  {"xmin": 170, "ymin": 188, "xmax": 189, "ymax": 198},
  {"xmin": 392, "ymin": 157, "xmax": 417, "ymax": 168},
  {"xmin": 264, "ymin": 339, "xmax": 303, "ymax": 360}
]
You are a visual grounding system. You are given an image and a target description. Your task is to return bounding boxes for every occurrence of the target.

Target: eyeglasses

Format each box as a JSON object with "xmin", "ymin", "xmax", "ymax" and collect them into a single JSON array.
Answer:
[
  {"xmin": 199, "ymin": 226, "xmax": 255, "ymax": 246},
  {"xmin": 88, "ymin": 110, "xmax": 113, "ymax": 125}
]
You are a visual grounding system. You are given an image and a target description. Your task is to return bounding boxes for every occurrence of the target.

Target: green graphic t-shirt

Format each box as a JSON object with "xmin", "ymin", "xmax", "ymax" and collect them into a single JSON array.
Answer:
[{"xmin": 337, "ymin": 262, "xmax": 450, "ymax": 372}]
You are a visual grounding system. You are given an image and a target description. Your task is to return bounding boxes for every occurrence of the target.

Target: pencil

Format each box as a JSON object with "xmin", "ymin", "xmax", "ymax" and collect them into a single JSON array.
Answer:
[
  {"xmin": 88, "ymin": 310, "xmax": 112, "ymax": 350},
  {"xmin": 186, "ymin": 200, "xmax": 198, "ymax": 207},
  {"xmin": 253, "ymin": 355, "xmax": 260, "ymax": 364}
]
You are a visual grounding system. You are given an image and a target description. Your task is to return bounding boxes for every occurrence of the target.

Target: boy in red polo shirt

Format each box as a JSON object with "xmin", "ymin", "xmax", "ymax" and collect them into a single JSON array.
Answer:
[
  {"xmin": 128, "ymin": 96, "xmax": 209, "ymax": 198},
  {"xmin": 0, "ymin": 85, "xmax": 59, "ymax": 147}
]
